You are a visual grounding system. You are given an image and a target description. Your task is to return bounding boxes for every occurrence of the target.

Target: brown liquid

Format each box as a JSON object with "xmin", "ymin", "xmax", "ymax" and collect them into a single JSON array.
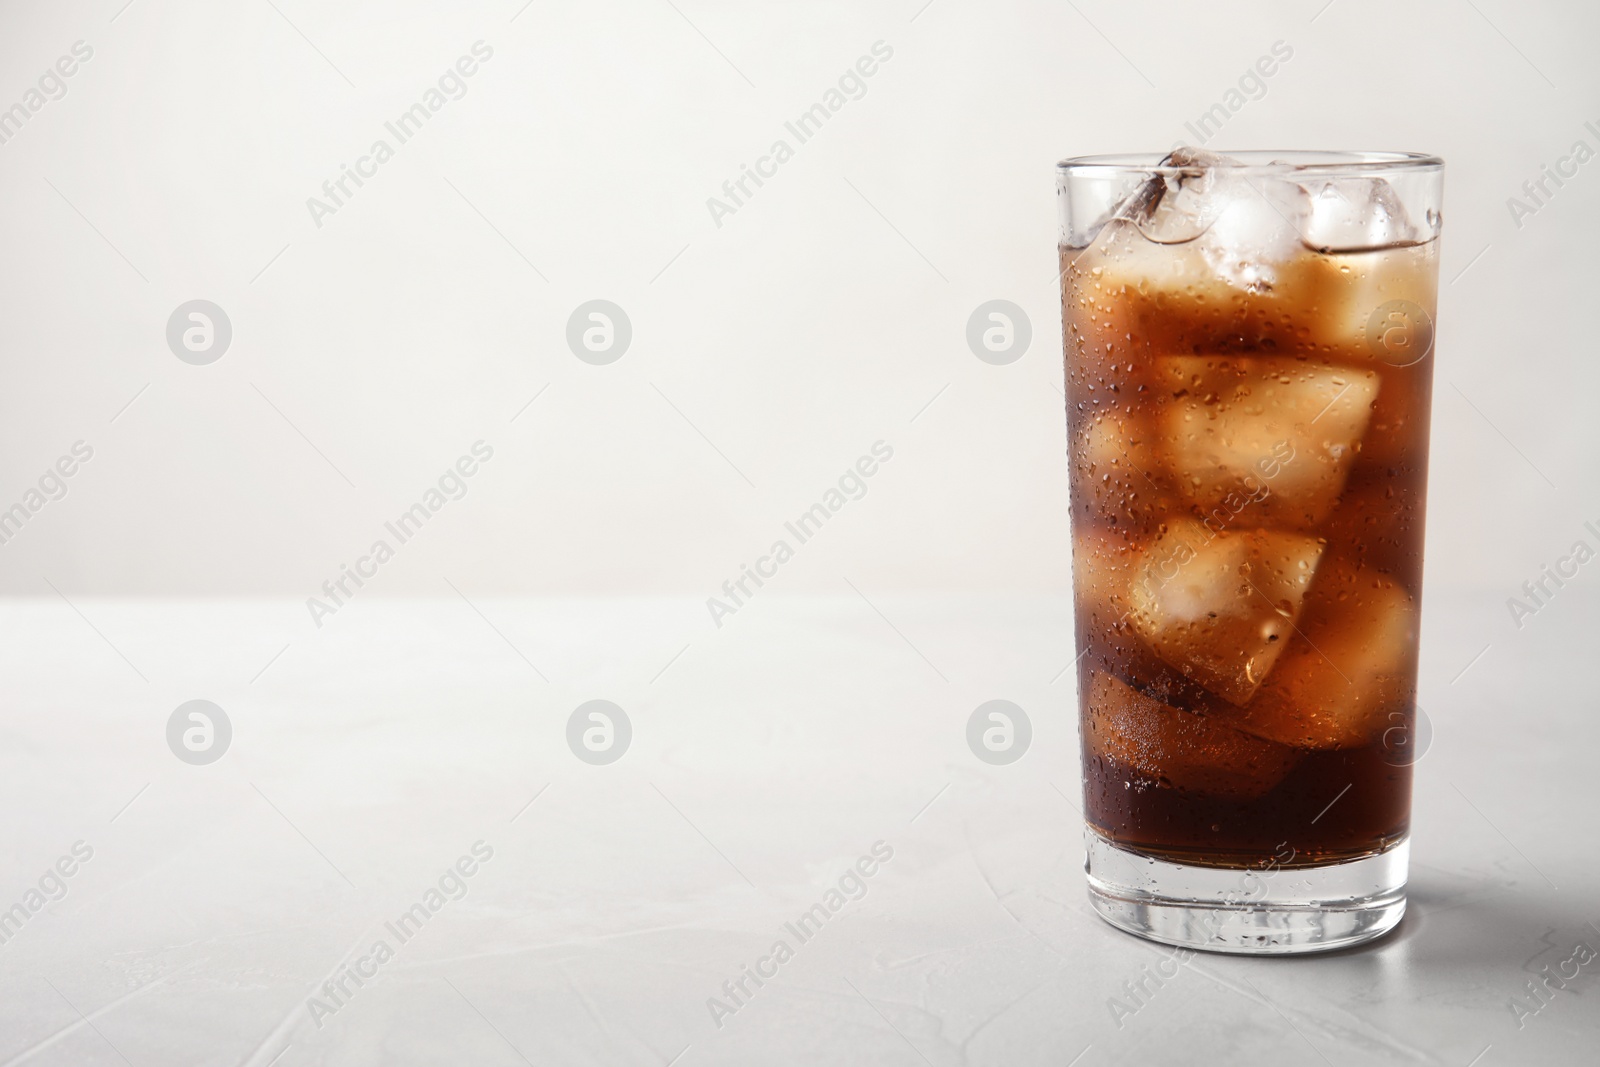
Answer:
[{"xmin": 1063, "ymin": 219, "xmax": 1435, "ymax": 869}]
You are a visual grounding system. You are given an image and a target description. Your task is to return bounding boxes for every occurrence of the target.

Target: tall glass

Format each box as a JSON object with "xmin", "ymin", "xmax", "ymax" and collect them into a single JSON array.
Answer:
[{"xmin": 1057, "ymin": 150, "xmax": 1442, "ymax": 953}]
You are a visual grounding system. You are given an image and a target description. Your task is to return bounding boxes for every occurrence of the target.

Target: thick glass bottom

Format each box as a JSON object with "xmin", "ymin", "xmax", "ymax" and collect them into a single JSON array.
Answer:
[{"xmin": 1085, "ymin": 830, "xmax": 1407, "ymax": 955}]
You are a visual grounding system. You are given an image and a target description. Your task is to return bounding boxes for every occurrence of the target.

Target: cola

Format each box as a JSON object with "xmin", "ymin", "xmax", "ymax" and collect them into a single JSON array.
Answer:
[{"xmin": 1062, "ymin": 150, "xmax": 1438, "ymax": 871}]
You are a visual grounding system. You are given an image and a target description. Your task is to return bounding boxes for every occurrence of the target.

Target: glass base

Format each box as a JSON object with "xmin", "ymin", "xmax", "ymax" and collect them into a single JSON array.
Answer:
[{"xmin": 1085, "ymin": 831, "xmax": 1408, "ymax": 955}]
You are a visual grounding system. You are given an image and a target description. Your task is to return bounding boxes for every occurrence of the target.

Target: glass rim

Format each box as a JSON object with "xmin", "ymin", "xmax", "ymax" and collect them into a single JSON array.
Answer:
[{"xmin": 1057, "ymin": 150, "xmax": 1444, "ymax": 177}]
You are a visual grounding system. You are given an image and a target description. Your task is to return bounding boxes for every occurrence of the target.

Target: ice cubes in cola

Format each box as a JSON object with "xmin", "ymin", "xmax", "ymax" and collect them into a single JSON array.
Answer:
[{"xmin": 1065, "ymin": 148, "xmax": 1435, "ymax": 866}]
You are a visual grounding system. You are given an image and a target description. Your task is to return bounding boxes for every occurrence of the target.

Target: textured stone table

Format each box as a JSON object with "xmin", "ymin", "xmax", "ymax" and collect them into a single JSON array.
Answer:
[{"xmin": 0, "ymin": 589, "xmax": 1594, "ymax": 1065}]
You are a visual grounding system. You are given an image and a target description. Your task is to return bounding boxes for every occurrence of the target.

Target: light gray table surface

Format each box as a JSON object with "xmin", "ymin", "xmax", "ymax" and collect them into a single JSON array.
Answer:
[{"xmin": 0, "ymin": 588, "xmax": 1594, "ymax": 1066}]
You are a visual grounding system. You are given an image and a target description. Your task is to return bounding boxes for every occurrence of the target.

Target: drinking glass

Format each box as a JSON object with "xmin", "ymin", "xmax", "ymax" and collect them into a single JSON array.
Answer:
[{"xmin": 1058, "ymin": 149, "xmax": 1443, "ymax": 953}]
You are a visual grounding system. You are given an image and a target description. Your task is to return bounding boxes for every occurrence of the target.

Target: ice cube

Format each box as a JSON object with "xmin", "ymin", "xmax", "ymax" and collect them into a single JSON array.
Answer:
[
  {"xmin": 1070, "ymin": 220, "xmax": 1295, "ymax": 356},
  {"xmin": 1073, "ymin": 522, "xmax": 1143, "ymax": 627},
  {"xmin": 1155, "ymin": 356, "xmax": 1380, "ymax": 529},
  {"xmin": 1071, "ymin": 409, "xmax": 1181, "ymax": 525},
  {"xmin": 1299, "ymin": 177, "xmax": 1419, "ymax": 253},
  {"xmin": 1062, "ymin": 227, "xmax": 1157, "ymax": 409},
  {"xmin": 1075, "ymin": 408, "xmax": 1154, "ymax": 475},
  {"xmin": 1224, "ymin": 559, "xmax": 1418, "ymax": 749},
  {"xmin": 1073, "ymin": 524, "xmax": 1219, "ymax": 710},
  {"xmin": 1118, "ymin": 147, "xmax": 1242, "ymax": 245},
  {"xmin": 1071, "ymin": 214, "xmax": 1314, "ymax": 359},
  {"xmin": 1197, "ymin": 177, "xmax": 1308, "ymax": 293},
  {"xmin": 1126, "ymin": 518, "xmax": 1325, "ymax": 706},
  {"xmin": 1292, "ymin": 179, "xmax": 1438, "ymax": 363},
  {"xmin": 1288, "ymin": 241, "xmax": 1439, "ymax": 369},
  {"xmin": 1117, "ymin": 148, "xmax": 1308, "ymax": 293},
  {"xmin": 1084, "ymin": 671, "xmax": 1299, "ymax": 799}
]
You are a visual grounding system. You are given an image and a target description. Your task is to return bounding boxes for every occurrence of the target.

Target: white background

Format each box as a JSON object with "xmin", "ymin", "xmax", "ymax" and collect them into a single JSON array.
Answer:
[{"xmin": 0, "ymin": 0, "xmax": 1595, "ymax": 610}]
